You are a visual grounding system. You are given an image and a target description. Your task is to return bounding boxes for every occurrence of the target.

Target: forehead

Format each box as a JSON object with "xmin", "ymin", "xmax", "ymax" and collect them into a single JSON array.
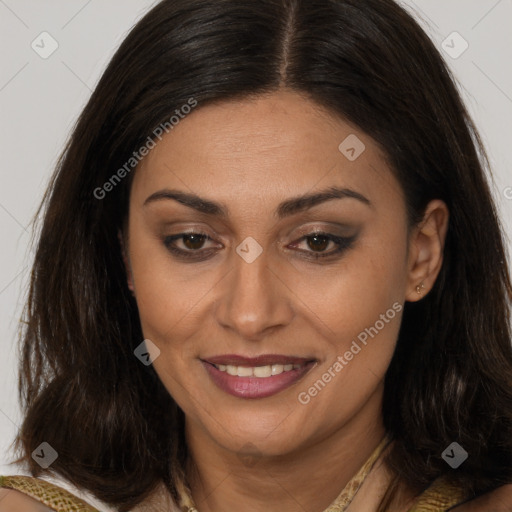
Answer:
[{"xmin": 130, "ymin": 90, "xmax": 401, "ymax": 214}]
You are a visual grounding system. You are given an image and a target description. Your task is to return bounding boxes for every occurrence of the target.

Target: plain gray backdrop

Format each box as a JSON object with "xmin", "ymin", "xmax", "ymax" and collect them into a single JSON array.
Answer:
[{"xmin": 1, "ymin": 0, "xmax": 511, "ymax": 473}]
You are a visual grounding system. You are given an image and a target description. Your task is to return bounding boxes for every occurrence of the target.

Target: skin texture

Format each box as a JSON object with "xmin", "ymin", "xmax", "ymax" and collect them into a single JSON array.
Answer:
[
  {"xmin": 121, "ymin": 89, "xmax": 451, "ymax": 511},
  {"xmin": 0, "ymin": 489, "xmax": 53, "ymax": 512},
  {"xmin": 452, "ymin": 484, "xmax": 512, "ymax": 512}
]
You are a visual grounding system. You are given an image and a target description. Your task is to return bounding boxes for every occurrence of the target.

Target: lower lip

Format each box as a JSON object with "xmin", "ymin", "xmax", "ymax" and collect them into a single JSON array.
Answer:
[{"xmin": 202, "ymin": 361, "xmax": 316, "ymax": 399}]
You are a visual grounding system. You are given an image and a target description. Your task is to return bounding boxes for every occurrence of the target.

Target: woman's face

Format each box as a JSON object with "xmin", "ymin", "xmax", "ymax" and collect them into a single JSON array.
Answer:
[{"xmin": 125, "ymin": 90, "xmax": 431, "ymax": 457}]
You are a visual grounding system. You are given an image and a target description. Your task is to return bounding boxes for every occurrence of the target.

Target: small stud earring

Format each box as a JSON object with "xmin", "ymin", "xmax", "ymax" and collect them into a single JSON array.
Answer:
[{"xmin": 416, "ymin": 282, "xmax": 426, "ymax": 295}]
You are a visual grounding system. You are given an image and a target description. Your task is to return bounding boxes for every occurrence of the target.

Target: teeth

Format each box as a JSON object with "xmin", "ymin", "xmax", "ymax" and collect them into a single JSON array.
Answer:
[
  {"xmin": 226, "ymin": 365, "xmax": 238, "ymax": 376},
  {"xmin": 254, "ymin": 365, "xmax": 272, "ymax": 377},
  {"xmin": 213, "ymin": 363, "xmax": 304, "ymax": 377},
  {"xmin": 271, "ymin": 364, "xmax": 284, "ymax": 375},
  {"xmin": 237, "ymin": 366, "xmax": 253, "ymax": 377}
]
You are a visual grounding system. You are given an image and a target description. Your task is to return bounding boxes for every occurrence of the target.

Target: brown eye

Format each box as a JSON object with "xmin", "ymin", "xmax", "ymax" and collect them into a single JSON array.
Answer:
[
  {"xmin": 290, "ymin": 232, "xmax": 358, "ymax": 260},
  {"xmin": 163, "ymin": 232, "xmax": 220, "ymax": 261},
  {"xmin": 182, "ymin": 233, "xmax": 208, "ymax": 250},
  {"xmin": 305, "ymin": 234, "xmax": 331, "ymax": 252}
]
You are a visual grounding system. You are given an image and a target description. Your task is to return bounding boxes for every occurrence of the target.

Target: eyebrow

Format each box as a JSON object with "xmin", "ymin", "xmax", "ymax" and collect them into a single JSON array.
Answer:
[{"xmin": 143, "ymin": 186, "xmax": 372, "ymax": 219}]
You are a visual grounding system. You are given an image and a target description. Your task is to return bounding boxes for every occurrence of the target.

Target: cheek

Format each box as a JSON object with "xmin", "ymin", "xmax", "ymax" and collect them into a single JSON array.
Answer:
[
  {"xmin": 127, "ymin": 222, "xmax": 218, "ymax": 344},
  {"xmin": 292, "ymin": 231, "xmax": 407, "ymax": 349},
  {"xmin": 134, "ymin": 269, "xmax": 213, "ymax": 341}
]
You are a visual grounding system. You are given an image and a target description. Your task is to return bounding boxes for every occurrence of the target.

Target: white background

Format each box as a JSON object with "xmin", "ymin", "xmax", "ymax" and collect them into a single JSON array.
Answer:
[{"xmin": 1, "ymin": 0, "xmax": 511, "ymax": 473}]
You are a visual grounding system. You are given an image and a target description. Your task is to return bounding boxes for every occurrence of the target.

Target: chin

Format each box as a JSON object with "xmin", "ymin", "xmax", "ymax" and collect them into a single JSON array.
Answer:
[{"xmin": 205, "ymin": 409, "xmax": 311, "ymax": 456}]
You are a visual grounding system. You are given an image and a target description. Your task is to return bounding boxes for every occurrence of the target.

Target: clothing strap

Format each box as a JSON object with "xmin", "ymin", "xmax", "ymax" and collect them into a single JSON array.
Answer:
[
  {"xmin": 406, "ymin": 474, "xmax": 468, "ymax": 512},
  {"xmin": 323, "ymin": 434, "xmax": 391, "ymax": 511},
  {"xmin": 0, "ymin": 475, "xmax": 99, "ymax": 512}
]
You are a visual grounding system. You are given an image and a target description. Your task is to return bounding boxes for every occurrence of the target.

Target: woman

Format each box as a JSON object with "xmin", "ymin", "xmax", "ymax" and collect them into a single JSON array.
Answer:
[{"xmin": 1, "ymin": 0, "xmax": 511, "ymax": 511}]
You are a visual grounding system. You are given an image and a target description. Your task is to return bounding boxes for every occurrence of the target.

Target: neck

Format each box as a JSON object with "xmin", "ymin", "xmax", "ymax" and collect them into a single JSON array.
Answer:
[{"xmin": 185, "ymin": 383, "xmax": 390, "ymax": 512}]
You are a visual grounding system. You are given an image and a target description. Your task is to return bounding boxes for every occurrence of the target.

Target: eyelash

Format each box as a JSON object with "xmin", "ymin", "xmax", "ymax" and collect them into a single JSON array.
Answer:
[{"xmin": 163, "ymin": 231, "xmax": 356, "ymax": 261}]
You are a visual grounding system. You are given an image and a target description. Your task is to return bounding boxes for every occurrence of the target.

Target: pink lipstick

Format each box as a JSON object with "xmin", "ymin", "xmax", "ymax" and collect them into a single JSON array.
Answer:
[{"xmin": 201, "ymin": 354, "xmax": 316, "ymax": 399}]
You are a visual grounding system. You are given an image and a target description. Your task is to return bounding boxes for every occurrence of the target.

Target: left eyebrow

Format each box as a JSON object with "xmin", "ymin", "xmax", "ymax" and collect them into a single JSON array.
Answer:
[
  {"xmin": 276, "ymin": 186, "xmax": 372, "ymax": 218},
  {"xmin": 143, "ymin": 186, "xmax": 372, "ymax": 219}
]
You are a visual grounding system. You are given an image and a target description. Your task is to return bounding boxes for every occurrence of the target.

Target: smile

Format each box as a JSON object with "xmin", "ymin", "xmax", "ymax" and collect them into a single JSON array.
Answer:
[{"xmin": 201, "ymin": 355, "xmax": 316, "ymax": 399}]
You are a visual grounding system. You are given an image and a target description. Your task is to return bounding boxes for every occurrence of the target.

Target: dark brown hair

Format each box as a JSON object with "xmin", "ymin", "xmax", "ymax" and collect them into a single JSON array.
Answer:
[{"xmin": 12, "ymin": 0, "xmax": 512, "ymax": 510}]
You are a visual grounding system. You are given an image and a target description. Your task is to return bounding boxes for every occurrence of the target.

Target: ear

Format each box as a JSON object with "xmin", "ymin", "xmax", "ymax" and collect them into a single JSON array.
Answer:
[
  {"xmin": 118, "ymin": 229, "xmax": 135, "ymax": 294},
  {"xmin": 405, "ymin": 199, "xmax": 449, "ymax": 302}
]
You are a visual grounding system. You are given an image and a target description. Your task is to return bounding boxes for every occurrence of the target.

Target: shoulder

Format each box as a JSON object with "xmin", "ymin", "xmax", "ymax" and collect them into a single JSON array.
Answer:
[
  {"xmin": 450, "ymin": 484, "xmax": 512, "ymax": 511},
  {"xmin": 0, "ymin": 488, "xmax": 54, "ymax": 511},
  {"xmin": 0, "ymin": 475, "xmax": 100, "ymax": 512}
]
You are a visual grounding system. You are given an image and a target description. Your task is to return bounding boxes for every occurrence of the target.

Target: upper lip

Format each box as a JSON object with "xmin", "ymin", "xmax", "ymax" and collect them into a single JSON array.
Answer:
[{"xmin": 203, "ymin": 354, "xmax": 315, "ymax": 367}]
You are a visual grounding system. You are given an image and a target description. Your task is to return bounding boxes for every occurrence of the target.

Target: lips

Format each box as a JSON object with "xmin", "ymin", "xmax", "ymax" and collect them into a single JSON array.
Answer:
[{"xmin": 201, "ymin": 354, "xmax": 316, "ymax": 399}]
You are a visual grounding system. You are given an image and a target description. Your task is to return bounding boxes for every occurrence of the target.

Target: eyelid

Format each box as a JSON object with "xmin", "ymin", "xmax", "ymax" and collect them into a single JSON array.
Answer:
[
  {"xmin": 162, "ymin": 228, "xmax": 358, "ymax": 262},
  {"xmin": 161, "ymin": 223, "xmax": 354, "ymax": 245},
  {"xmin": 285, "ymin": 222, "xmax": 358, "ymax": 240},
  {"xmin": 287, "ymin": 231, "xmax": 357, "ymax": 257}
]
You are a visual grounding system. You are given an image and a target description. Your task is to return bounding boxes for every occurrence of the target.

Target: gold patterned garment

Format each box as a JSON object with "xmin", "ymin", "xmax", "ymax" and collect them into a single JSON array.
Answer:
[
  {"xmin": 0, "ymin": 438, "xmax": 470, "ymax": 512},
  {"xmin": 0, "ymin": 475, "xmax": 101, "ymax": 511}
]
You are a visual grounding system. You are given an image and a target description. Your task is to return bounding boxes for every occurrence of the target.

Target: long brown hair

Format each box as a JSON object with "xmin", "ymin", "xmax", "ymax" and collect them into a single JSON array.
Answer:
[{"xmin": 12, "ymin": 0, "xmax": 512, "ymax": 510}]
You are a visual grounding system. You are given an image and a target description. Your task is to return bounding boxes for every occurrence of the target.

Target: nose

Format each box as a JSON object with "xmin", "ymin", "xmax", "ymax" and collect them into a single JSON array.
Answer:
[{"xmin": 214, "ymin": 242, "xmax": 294, "ymax": 341}]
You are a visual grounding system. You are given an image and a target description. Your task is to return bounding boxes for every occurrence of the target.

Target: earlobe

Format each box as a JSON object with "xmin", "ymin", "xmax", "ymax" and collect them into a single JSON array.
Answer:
[
  {"xmin": 118, "ymin": 230, "xmax": 135, "ymax": 295},
  {"xmin": 415, "ymin": 282, "xmax": 426, "ymax": 295},
  {"xmin": 405, "ymin": 200, "xmax": 449, "ymax": 302}
]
